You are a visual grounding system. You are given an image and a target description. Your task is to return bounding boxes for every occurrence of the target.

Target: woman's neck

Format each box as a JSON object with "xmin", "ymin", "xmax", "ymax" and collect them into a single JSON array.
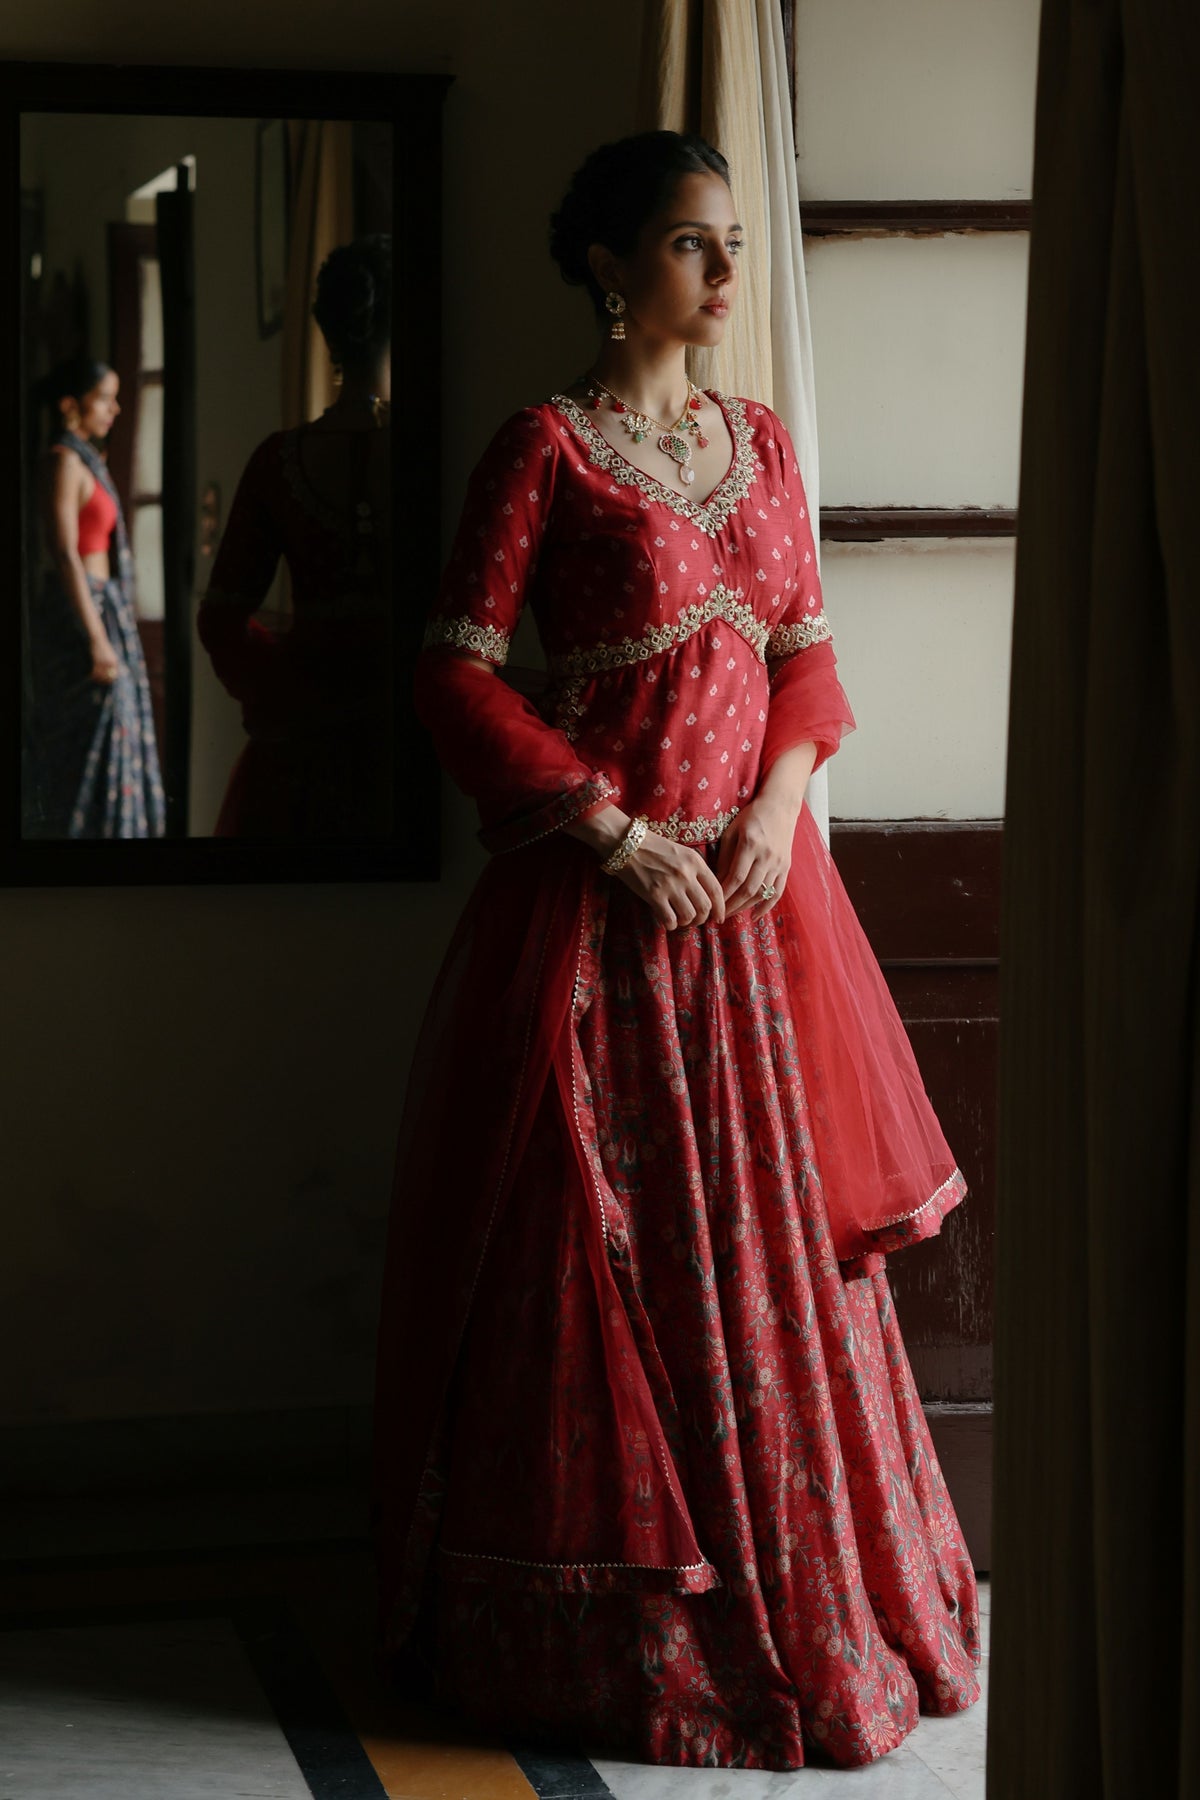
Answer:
[
  {"xmin": 323, "ymin": 359, "xmax": 391, "ymax": 423},
  {"xmin": 322, "ymin": 378, "xmax": 389, "ymax": 428},
  {"xmin": 586, "ymin": 340, "xmax": 692, "ymax": 423}
]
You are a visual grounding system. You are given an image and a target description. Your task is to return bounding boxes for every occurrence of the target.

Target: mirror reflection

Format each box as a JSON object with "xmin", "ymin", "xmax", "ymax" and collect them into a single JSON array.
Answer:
[{"xmin": 20, "ymin": 112, "xmax": 394, "ymax": 841}]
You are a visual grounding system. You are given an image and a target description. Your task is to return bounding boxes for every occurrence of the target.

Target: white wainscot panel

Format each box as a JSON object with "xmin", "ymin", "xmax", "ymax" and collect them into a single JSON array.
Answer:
[
  {"xmin": 806, "ymin": 232, "xmax": 1028, "ymax": 508},
  {"xmin": 824, "ymin": 540, "xmax": 1013, "ymax": 820},
  {"xmin": 794, "ymin": 0, "xmax": 1040, "ymax": 201}
]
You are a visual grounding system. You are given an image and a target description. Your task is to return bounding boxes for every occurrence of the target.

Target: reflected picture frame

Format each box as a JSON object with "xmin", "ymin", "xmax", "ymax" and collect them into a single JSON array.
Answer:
[{"xmin": 0, "ymin": 60, "xmax": 449, "ymax": 886}]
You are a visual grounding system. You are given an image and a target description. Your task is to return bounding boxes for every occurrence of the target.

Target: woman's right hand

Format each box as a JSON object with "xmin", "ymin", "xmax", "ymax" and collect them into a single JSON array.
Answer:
[
  {"xmin": 89, "ymin": 636, "xmax": 120, "ymax": 684},
  {"xmin": 614, "ymin": 831, "xmax": 727, "ymax": 931}
]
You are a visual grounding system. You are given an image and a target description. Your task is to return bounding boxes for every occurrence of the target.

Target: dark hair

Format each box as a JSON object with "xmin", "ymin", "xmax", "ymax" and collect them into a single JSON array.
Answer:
[
  {"xmin": 38, "ymin": 354, "xmax": 113, "ymax": 413},
  {"xmin": 549, "ymin": 131, "xmax": 731, "ymax": 313},
  {"xmin": 312, "ymin": 233, "xmax": 392, "ymax": 370}
]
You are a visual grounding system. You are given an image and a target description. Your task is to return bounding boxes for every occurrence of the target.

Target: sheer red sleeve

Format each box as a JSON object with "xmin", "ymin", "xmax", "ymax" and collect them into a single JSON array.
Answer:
[
  {"xmin": 415, "ymin": 408, "xmax": 619, "ymax": 853},
  {"xmin": 197, "ymin": 435, "xmax": 283, "ymax": 705},
  {"xmin": 757, "ymin": 413, "xmax": 856, "ymax": 779}
]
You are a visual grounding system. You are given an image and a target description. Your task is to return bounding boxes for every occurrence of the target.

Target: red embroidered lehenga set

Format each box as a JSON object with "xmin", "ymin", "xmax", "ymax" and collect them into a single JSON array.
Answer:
[{"xmin": 372, "ymin": 394, "xmax": 981, "ymax": 1771}]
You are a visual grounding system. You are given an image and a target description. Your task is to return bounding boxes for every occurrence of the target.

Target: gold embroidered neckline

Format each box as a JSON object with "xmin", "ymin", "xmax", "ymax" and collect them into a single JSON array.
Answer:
[{"xmin": 549, "ymin": 390, "xmax": 757, "ymax": 536}]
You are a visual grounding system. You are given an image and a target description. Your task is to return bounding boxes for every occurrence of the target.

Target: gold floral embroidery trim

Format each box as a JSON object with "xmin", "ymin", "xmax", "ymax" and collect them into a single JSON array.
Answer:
[
  {"xmin": 548, "ymin": 584, "xmax": 769, "ymax": 681},
  {"xmin": 863, "ymin": 1167, "xmax": 967, "ymax": 1234},
  {"xmin": 439, "ymin": 1546, "xmax": 716, "ymax": 1574},
  {"xmin": 646, "ymin": 806, "xmax": 740, "ymax": 845},
  {"xmin": 549, "ymin": 676, "xmax": 589, "ymax": 741},
  {"xmin": 766, "ymin": 612, "xmax": 834, "ymax": 661},
  {"xmin": 422, "ymin": 614, "xmax": 511, "ymax": 666},
  {"xmin": 550, "ymin": 391, "xmax": 757, "ymax": 536}
]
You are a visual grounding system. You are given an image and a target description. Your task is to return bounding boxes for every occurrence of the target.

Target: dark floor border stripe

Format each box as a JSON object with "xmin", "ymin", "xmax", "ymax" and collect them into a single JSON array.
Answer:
[
  {"xmin": 513, "ymin": 1747, "xmax": 617, "ymax": 1798},
  {"xmin": 236, "ymin": 1597, "xmax": 388, "ymax": 1800}
]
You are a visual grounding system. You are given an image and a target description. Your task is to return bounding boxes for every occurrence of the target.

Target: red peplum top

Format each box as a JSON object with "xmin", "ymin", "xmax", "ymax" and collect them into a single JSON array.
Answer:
[{"xmin": 76, "ymin": 478, "xmax": 118, "ymax": 555}]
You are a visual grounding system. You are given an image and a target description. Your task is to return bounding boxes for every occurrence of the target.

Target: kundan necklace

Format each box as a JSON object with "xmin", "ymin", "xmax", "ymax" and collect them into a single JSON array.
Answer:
[{"xmin": 582, "ymin": 374, "xmax": 710, "ymax": 486}]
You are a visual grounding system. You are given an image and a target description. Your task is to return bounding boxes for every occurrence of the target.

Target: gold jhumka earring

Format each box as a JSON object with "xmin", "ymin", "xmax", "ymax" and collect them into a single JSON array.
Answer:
[{"xmin": 605, "ymin": 291, "xmax": 627, "ymax": 341}]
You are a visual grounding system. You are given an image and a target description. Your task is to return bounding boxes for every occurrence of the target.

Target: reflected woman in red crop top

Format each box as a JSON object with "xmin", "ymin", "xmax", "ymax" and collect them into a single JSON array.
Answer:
[
  {"xmin": 199, "ymin": 235, "xmax": 392, "ymax": 839},
  {"xmin": 26, "ymin": 356, "xmax": 165, "ymax": 838}
]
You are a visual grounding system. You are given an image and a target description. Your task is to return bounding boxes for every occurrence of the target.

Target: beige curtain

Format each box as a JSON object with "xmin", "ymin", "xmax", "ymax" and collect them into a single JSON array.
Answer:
[
  {"xmin": 280, "ymin": 119, "xmax": 354, "ymax": 430},
  {"xmin": 638, "ymin": 0, "xmax": 829, "ymax": 835},
  {"xmin": 989, "ymin": 0, "xmax": 1200, "ymax": 1793}
]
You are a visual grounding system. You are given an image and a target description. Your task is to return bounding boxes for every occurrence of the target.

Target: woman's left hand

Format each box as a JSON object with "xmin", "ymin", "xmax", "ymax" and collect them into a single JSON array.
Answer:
[{"xmin": 715, "ymin": 793, "xmax": 798, "ymax": 919}]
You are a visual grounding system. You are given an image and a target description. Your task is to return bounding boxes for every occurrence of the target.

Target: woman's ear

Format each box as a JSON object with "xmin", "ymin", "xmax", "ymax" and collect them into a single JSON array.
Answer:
[{"xmin": 587, "ymin": 242, "xmax": 620, "ymax": 299}]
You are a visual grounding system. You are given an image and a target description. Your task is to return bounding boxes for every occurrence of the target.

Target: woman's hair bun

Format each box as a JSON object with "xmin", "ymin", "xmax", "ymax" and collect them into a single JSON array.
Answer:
[
  {"xmin": 312, "ymin": 233, "xmax": 392, "ymax": 367},
  {"xmin": 35, "ymin": 354, "xmax": 113, "ymax": 411},
  {"xmin": 549, "ymin": 130, "xmax": 730, "ymax": 312}
]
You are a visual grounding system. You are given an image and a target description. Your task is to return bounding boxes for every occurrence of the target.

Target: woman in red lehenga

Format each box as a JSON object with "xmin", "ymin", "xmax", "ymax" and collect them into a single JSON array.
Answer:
[{"xmin": 372, "ymin": 132, "xmax": 981, "ymax": 1771}]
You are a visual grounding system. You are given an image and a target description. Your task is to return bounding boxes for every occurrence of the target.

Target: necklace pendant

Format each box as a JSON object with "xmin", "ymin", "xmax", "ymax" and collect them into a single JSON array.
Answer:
[
  {"xmin": 680, "ymin": 465, "xmax": 696, "ymax": 485},
  {"xmin": 696, "ymin": 433, "xmax": 709, "ymax": 449},
  {"xmin": 658, "ymin": 429, "xmax": 693, "ymax": 468},
  {"xmin": 610, "ymin": 401, "xmax": 626, "ymax": 413}
]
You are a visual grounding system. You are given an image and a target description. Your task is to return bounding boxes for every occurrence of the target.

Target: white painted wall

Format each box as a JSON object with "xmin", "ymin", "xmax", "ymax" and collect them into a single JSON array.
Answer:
[
  {"xmin": 795, "ymin": 0, "xmax": 1038, "ymax": 818},
  {"xmin": 794, "ymin": 0, "xmax": 1041, "ymax": 202},
  {"xmin": 805, "ymin": 233, "xmax": 1028, "ymax": 508},
  {"xmin": 825, "ymin": 540, "xmax": 1015, "ymax": 819}
]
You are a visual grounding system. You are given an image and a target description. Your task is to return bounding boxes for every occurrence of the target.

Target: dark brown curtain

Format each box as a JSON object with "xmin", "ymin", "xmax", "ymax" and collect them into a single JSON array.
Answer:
[{"xmin": 989, "ymin": 0, "xmax": 1200, "ymax": 1795}]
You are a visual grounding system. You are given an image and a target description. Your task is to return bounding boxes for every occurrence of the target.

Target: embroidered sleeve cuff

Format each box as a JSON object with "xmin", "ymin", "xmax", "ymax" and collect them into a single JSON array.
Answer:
[
  {"xmin": 765, "ymin": 611, "xmax": 834, "ymax": 668},
  {"xmin": 479, "ymin": 772, "xmax": 620, "ymax": 855},
  {"xmin": 423, "ymin": 614, "xmax": 512, "ymax": 667}
]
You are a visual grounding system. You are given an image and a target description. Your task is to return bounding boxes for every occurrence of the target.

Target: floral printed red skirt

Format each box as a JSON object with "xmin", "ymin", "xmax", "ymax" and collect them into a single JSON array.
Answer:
[{"xmin": 428, "ymin": 879, "xmax": 981, "ymax": 1771}]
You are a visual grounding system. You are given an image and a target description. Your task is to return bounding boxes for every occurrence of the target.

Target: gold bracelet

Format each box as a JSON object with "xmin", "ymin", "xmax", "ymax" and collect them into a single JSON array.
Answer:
[{"xmin": 600, "ymin": 814, "xmax": 650, "ymax": 874}]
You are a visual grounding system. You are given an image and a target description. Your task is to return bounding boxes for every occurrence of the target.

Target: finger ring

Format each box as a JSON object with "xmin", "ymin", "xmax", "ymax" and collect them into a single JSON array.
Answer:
[{"xmin": 759, "ymin": 882, "xmax": 777, "ymax": 901}]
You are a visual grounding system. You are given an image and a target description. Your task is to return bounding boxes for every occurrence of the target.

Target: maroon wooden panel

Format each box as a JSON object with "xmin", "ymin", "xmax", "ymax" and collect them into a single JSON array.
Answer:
[
  {"xmin": 801, "ymin": 199, "xmax": 1031, "ymax": 234},
  {"xmin": 830, "ymin": 822, "xmax": 1000, "ymax": 1407},
  {"xmin": 925, "ymin": 1406, "xmax": 993, "ymax": 1571},
  {"xmin": 830, "ymin": 820, "xmax": 1002, "ymax": 962},
  {"xmin": 898, "ymin": 1007, "xmax": 997, "ymax": 1400},
  {"xmin": 820, "ymin": 506, "xmax": 1017, "ymax": 542}
]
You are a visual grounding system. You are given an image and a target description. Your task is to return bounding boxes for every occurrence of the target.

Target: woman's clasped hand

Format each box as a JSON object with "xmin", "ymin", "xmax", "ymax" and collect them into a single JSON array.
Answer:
[
  {"xmin": 611, "ymin": 829, "xmax": 727, "ymax": 930},
  {"xmin": 611, "ymin": 792, "xmax": 796, "ymax": 930}
]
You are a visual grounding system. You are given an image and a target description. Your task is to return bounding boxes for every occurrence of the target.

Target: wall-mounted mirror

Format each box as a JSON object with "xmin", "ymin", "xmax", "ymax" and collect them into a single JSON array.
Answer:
[{"xmin": 0, "ymin": 64, "xmax": 446, "ymax": 883}]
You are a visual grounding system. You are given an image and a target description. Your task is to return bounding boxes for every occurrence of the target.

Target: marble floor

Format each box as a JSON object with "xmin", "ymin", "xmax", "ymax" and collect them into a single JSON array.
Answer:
[{"xmin": 0, "ymin": 1490, "xmax": 988, "ymax": 1800}]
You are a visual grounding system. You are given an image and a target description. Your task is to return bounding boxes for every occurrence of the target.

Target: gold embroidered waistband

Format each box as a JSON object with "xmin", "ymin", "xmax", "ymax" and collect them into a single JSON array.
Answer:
[
  {"xmin": 548, "ymin": 585, "xmax": 769, "ymax": 679},
  {"xmin": 645, "ymin": 805, "xmax": 740, "ymax": 844},
  {"xmin": 423, "ymin": 596, "xmax": 833, "ymax": 679}
]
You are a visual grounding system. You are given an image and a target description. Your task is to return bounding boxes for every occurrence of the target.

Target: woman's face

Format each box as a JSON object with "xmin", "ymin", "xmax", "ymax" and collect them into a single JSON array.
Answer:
[
  {"xmin": 600, "ymin": 170, "xmax": 743, "ymax": 350},
  {"xmin": 64, "ymin": 371, "xmax": 121, "ymax": 440}
]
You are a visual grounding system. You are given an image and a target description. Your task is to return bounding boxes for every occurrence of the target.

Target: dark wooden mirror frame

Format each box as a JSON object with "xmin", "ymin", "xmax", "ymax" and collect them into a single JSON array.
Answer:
[{"xmin": 0, "ymin": 61, "xmax": 448, "ymax": 885}]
